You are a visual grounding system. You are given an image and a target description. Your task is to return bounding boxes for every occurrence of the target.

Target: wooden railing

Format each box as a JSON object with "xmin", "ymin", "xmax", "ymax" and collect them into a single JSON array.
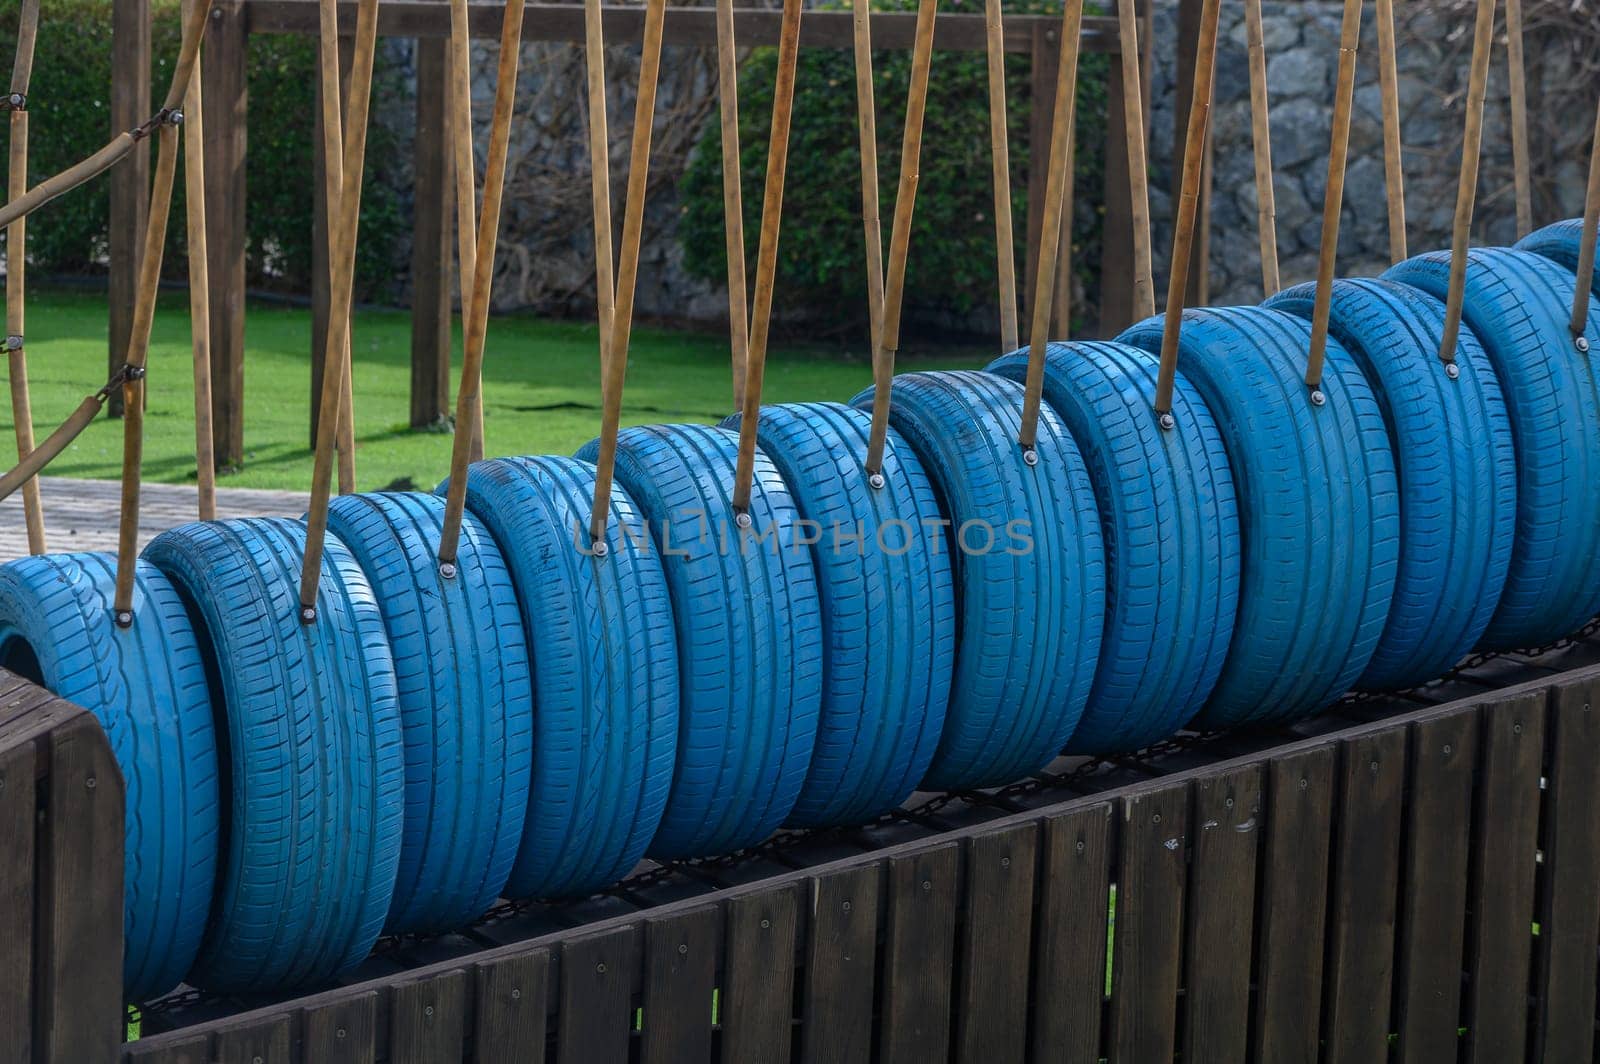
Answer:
[{"xmin": 106, "ymin": 662, "xmax": 1600, "ymax": 1064}]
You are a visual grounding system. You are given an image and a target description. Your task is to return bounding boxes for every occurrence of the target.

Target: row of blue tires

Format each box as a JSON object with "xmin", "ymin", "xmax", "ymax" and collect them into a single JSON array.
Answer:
[{"xmin": 2, "ymin": 230, "xmax": 1599, "ymax": 1002}]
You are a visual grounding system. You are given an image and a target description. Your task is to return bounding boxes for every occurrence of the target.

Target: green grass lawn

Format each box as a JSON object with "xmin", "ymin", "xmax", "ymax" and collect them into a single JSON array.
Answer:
[{"xmin": 3, "ymin": 287, "xmax": 988, "ymax": 492}]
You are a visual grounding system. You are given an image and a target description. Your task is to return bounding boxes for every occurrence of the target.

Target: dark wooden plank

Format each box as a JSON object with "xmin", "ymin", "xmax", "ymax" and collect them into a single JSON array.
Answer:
[
  {"xmin": 1182, "ymin": 765, "xmax": 1262, "ymax": 1064},
  {"xmin": 301, "ymin": 990, "xmax": 379, "ymax": 1064},
  {"xmin": 391, "ymin": 969, "xmax": 468, "ymax": 1064},
  {"xmin": 1462, "ymin": 690, "xmax": 1546, "ymax": 1064},
  {"xmin": 1323, "ymin": 726, "xmax": 1407, "ymax": 1064},
  {"xmin": 33, "ymin": 712, "xmax": 124, "ymax": 1064},
  {"xmin": 955, "ymin": 823, "xmax": 1038, "ymax": 1064},
  {"xmin": 213, "ymin": 1014, "xmax": 292, "ymax": 1062},
  {"xmin": 721, "ymin": 883, "xmax": 800, "ymax": 1064},
  {"xmin": 1533, "ymin": 677, "xmax": 1600, "ymax": 1062},
  {"xmin": 203, "ymin": 0, "xmax": 249, "ymax": 469},
  {"xmin": 473, "ymin": 950, "xmax": 549, "ymax": 1064},
  {"xmin": 1108, "ymin": 782, "xmax": 1188, "ymax": 1064},
  {"xmin": 1394, "ymin": 708, "xmax": 1477, "ymax": 1064},
  {"xmin": 557, "ymin": 927, "xmax": 636, "ymax": 1064},
  {"xmin": 108, "ymin": 0, "xmax": 150, "ymax": 419},
  {"xmin": 408, "ymin": 34, "xmax": 452, "ymax": 430},
  {"xmin": 1099, "ymin": 39, "xmax": 1134, "ymax": 337},
  {"xmin": 250, "ymin": 4, "xmax": 1120, "ymax": 53},
  {"xmin": 640, "ymin": 905, "xmax": 718, "ymax": 1064},
  {"xmin": 1252, "ymin": 744, "xmax": 1336, "ymax": 1064},
  {"xmin": 123, "ymin": 1032, "xmax": 211, "ymax": 1063},
  {"xmin": 878, "ymin": 843, "xmax": 960, "ymax": 1064},
  {"xmin": 0, "ymin": 741, "xmax": 33, "ymax": 1064},
  {"xmin": 1031, "ymin": 803, "xmax": 1113, "ymax": 1064},
  {"xmin": 799, "ymin": 865, "xmax": 879, "ymax": 1064}
]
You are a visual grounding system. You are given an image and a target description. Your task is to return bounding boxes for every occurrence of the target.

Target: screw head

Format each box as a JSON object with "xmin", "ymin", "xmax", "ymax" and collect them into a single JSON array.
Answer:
[
  {"xmin": 85, "ymin": 776, "xmax": 97, "ymax": 789},
  {"xmin": 168, "ymin": 109, "xmax": 184, "ymax": 125},
  {"xmin": 7, "ymin": 94, "xmax": 21, "ymax": 107},
  {"xmin": 1310, "ymin": 389, "xmax": 1328, "ymax": 407},
  {"xmin": 760, "ymin": 918, "xmax": 771, "ymax": 929},
  {"xmin": 1577, "ymin": 335, "xmax": 1591, "ymax": 354},
  {"xmin": 1000, "ymin": 856, "xmax": 1011, "ymax": 868},
  {"xmin": 1074, "ymin": 840, "xmax": 1084, "ymax": 854},
  {"xmin": 1442, "ymin": 744, "xmax": 1453, "ymax": 756},
  {"xmin": 842, "ymin": 900, "xmax": 852, "ymax": 913},
  {"xmin": 867, "ymin": 471, "xmax": 886, "ymax": 490},
  {"xmin": 1299, "ymin": 777, "xmax": 1309, "ymax": 790},
  {"xmin": 592, "ymin": 539, "xmax": 609, "ymax": 558},
  {"xmin": 300, "ymin": 605, "xmax": 317, "ymax": 624},
  {"xmin": 511, "ymin": 987, "xmax": 522, "ymax": 1000},
  {"xmin": 596, "ymin": 962, "xmax": 607, "ymax": 974},
  {"xmin": 1513, "ymin": 722, "xmax": 1524, "ymax": 735},
  {"xmin": 1158, "ymin": 412, "xmax": 1176, "ymax": 431},
  {"xmin": 1022, "ymin": 447, "xmax": 1039, "ymax": 467},
  {"xmin": 1445, "ymin": 362, "xmax": 1461, "ymax": 380},
  {"xmin": 1225, "ymin": 796, "xmax": 1234, "ymax": 809},
  {"xmin": 1152, "ymin": 812, "xmax": 1162, "ymax": 825},
  {"xmin": 921, "ymin": 879, "xmax": 933, "ymax": 891},
  {"xmin": 438, "ymin": 561, "xmax": 457, "ymax": 580},
  {"xmin": 734, "ymin": 511, "xmax": 753, "ymax": 530},
  {"xmin": 678, "ymin": 943, "xmax": 688, "ymax": 955},
  {"xmin": 114, "ymin": 609, "xmax": 134, "ymax": 629},
  {"xmin": 336, "ymin": 1028, "xmax": 347, "ymax": 1039},
  {"xmin": 424, "ymin": 1005, "xmax": 434, "ymax": 1017}
]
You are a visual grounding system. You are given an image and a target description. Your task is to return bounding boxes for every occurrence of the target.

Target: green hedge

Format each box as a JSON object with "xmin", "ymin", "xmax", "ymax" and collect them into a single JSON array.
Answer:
[
  {"xmin": 679, "ymin": 0, "xmax": 1108, "ymax": 336},
  {"xmin": 0, "ymin": 0, "xmax": 404, "ymax": 299}
]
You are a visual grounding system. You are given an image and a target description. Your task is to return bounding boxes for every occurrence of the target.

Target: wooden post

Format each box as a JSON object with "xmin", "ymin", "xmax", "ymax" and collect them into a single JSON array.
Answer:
[
  {"xmin": 203, "ymin": 0, "xmax": 248, "ymax": 469},
  {"xmin": 410, "ymin": 36, "xmax": 452, "ymax": 429},
  {"xmin": 108, "ymin": 0, "xmax": 150, "ymax": 420},
  {"xmin": 1171, "ymin": 0, "xmax": 1211, "ymax": 306}
]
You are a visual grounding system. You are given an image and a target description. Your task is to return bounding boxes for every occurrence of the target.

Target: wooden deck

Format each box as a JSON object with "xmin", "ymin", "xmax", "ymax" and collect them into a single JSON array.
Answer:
[{"xmin": 0, "ymin": 478, "xmax": 307, "ymax": 563}]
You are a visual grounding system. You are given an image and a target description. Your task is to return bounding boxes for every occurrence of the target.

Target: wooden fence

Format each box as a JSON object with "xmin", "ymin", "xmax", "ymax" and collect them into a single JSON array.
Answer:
[
  {"xmin": 103, "ymin": 0, "xmax": 1160, "ymax": 465},
  {"xmin": 0, "ymin": 659, "xmax": 1555, "ymax": 1061}
]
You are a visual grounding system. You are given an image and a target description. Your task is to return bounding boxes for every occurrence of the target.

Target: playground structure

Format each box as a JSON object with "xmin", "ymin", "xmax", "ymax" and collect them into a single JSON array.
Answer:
[{"xmin": 2, "ymin": 0, "xmax": 1600, "ymax": 1058}]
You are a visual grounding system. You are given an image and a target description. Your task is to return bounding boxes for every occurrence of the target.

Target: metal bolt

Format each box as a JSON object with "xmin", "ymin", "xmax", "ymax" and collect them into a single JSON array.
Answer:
[
  {"xmin": 735, "ymin": 511, "xmax": 753, "ymax": 530},
  {"xmin": 596, "ymin": 962, "xmax": 607, "ymax": 974},
  {"xmin": 1074, "ymin": 840, "xmax": 1084, "ymax": 854},
  {"xmin": 336, "ymin": 1027, "xmax": 347, "ymax": 1039},
  {"xmin": 1158, "ymin": 412, "xmax": 1176, "ymax": 432},
  {"xmin": 1225, "ymin": 797, "xmax": 1234, "ymax": 809},
  {"xmin": 1442, "ymin": 744, "xmax": 1453, "ymax": 756},
  {"xmin": 1445, "ymin": 362, "xmax": 1461, "ymax": 380},
  {"xmin": 167, "ymin": 109, "xmax": 184, "ymax": 125},
  {"xmin": 253, "ymin": 1057, "xmax": 263, "ymax": 1064},
  {"xmin": 1022, "ymin": 447, "xmax": 1040, "ymax": 467},
  {"xmin": 7, "ymin": 94, "xmax": 22, "ymax": 107},
  {"xmin": 1513, "ymin": 722, "xmax": 1524, "ymax": 735},
  {"xmin": 114, "ymin": 610, "xmax": 134, "ymax": 629},
  {"xmin": 1309, "ymin": 389, "xmax": 1328, "ymax": 407},
  {"xmin": 760, "ymin": 918, "xmax": 771, "ymax": 929},
  {"xmin": 1577, "ymin": 336, "xmax": 1591, "ymax": 354},
  {"xmin": 211, "ymin": 6, "xmax": 222, "ymax": 17},
  {"xmin": 592, "ymin": 540, "xmax": 609, "ymax": 558},
  {"xmin": 1152, "ymin": 812, "xmax": 1162, "ymax": 825},
  {"xmin": 1370, "ymin": 760, "xmax": 1380, "ymax": 774},
  {"xmin": 511, "ymin": 988, "xmax": 522, "ymax": 1000},
  {"xmin": 425, "ymin": 1005, "xmax": 434, "ymax": 1017},
  {"xmin": 842, "ymin": 900, "xmax": 852, "ymax": 913},
  {"xmin": 922, "ymin": 879, "xmax": 933, "ymax": 891},
  {"xmin": 300, "ymin": 605, "xmax": 317, "ymax": 624},
  {"xmin": 1299, "ymin": 777, "xmax": 1309, "ymax": 790},
  {"xmin": 1000, "ymin": 856, "xmax": 1011, "ymax": 869},
  {"xmin": 867, "ymin": 471, "xmax": 886, "ymax": 490},
  {"xmin": 678, "ymin": 943, "xmax": 688, "ymax": 955},
  {"xmin": 85, "ymin": 776, "xmax": 97, "ymax": 790},
  {"xmin": 439, "ymin": 561, "xmax": 457, "ymax": 580},
  {"xmin": 3, "ymin": 335, "xmax": 20, "ymax": 351}
]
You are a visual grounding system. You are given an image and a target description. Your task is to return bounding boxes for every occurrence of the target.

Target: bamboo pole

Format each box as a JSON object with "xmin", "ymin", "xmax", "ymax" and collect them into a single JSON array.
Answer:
[
  {"xmin": 1017, "ymin": 0, "xmax": 1084, "ymax": 449},
  {"xmin": 588, "ymin": 0, "xmax": 668, "ymax": 546},
  {"xmin": 1152, "ymin": 0, "xmax": 1221, "ymax": 416},
  {"xmin": 1505, "ymin": 0, "xmax": 1531, "ymax": 238},
  {"xmin": 731, "ymin": 0, "xmax": 805, "ymax": 513},
  {"xmin": 1117, "ymin": 0, "xmax": 1153, "ymax": 321},
  {"xmin": 1243, "ymin": 0, "xmax": 1278, "ymax": 296},
  {"xmin": 447, "ymin": 0, "xmax": 484, "ymax": 461},
  {"xmin": 112, "ymin": 0, "xmax": 216, "ymax": 622},
  {"xmin": 579, "ymin": 0, "xmax": 616, "ymax": 374},
  {"xmin": 1569, "ymin": 98, "xmax": 1600, "ymax": 339},
  {"xmin": 438, "ymin": 0, "xmax": 527, "ymax": 563},
  {"xmin": 864, "ymin": 0, "xmax": 938, "ymax": 475},
  {"xmin": 985, "ymin": 0, "xmax": 1019, "ymax": 352},
  {"xmin": 1374, "ymin": 0, "xmax": 1405, "ymax": 262},
  {"xmin": 0, "ymin": 395, "xmax": 101, "ymax": 503},
  {"xmin": 717, "ymin": 0, "xmax": 751, "ymax": 408},
  {"xmin": 317, "ymin": 0, "xmax": 357, "ymax": 494},
  {"xmin": 6, "ymin": 0, "xmax": 45, "ymax": 551},
  {"xmin": 0, "ymin": 135, "xmax": 134, "ymax": 232},
  {"xmin": 855, "ymin": 0, "xmax": 888, "ymax": 362},
  {"xmin": 181, "ymin": 0, "xmax": 216, "ymax": 520},
  {"xmin": 299, "ymin": 0, "xmax": 381, "ymax": 617},
  {"xmin": 1437, "ymin": 0, "xmax": 1496, "ymax": 367},
  {"xmin": 1303, "ymin": 0, "xmax": 1362, "ymax": 390}
]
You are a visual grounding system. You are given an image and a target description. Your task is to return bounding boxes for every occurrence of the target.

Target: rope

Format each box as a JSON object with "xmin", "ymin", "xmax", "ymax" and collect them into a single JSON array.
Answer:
[
  {"xmin": 299, "ymin": 0, "xmax": 381, "ymax": 621},
  {"xmin": 588, "ymin": 0, "xmax": 669, "ymax": 548},
  {"xmin": 717, "ymin": 0, "xmax": 751, "ymax": 410},
  {"xmin": 1571, "ymin": 99, "xmax": 1600, "ymax": 340},
  {"xmin": 448, "ymin": 0, "xmax": 484, "ymax": 463},
  {"xmin": 111, "ymin": 0, "xmax": 216, "ymax": 625},
  {"xmin": 1303, "ymin": 0, "xmax": 1362, "ymax": 392},
  {"xmin": 730, "ymin": 0, "xmax": 805, "ymax": 514},
  {"xmin": 984, "ymin": 0, "xmax": 1018, "ymax": 353},
  {"xmin": 1505, "ymin": 0, "xmax": 1531, "ymax": 239},
  {"xmin": 1116, "ymin": 0, "xmax": 1154, "ymax": 322},
  {"xmin": 316, "ymin": 0, "xmax": 357, "ymax": 495},
  {"xmin": 1375, "ymin": 0, "xmax": 1405, "ymax": 263},
  {"xmin": 437, "ymin": 0, "xmax": 528, "ymax": 565},
  {"xmin": 1016, "ymin": 0, "xmax": 1085, "ymax": 450},
  {"xmin": 1152, "ymin": 0, "xmax": 1221, "ymax": 417},
  {"xmin": 1243, "ymin": 0, "xmax": 1278, "ymax": 297},
  {"xmin": 862, "ymin": 0, "xmax": 939, "ymax": 476},
  {"xmin": 1437, "ymin": 0, "xmax": 1496, "ymax": 367},
  {"xmin": 182, "ymin": 0, "xmax": 216, "ymax": 521},
  {"xmin": 6, "ymin": 0, "xmax": 45, "ymax": 553}
]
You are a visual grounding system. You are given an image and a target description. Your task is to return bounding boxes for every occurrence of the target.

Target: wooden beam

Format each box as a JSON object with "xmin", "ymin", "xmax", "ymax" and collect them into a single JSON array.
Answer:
[
  {"xmin": 203, "ymin": 0, "xmax": 249, "ymax": 469},
  {"xmin": 108, "ymin": 0, "xmax": 150, "ymax": 419},
  {"xmin": 410, "ymin": 35, "xmax": 452, "ymax": 430},
  {"xmin": 247, "ymin": 2, "xmax": 1120, "ymax": 53}
]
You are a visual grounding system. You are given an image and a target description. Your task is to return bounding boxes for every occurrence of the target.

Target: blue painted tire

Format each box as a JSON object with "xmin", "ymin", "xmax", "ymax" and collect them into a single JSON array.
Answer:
[
  {"xmin": 0, "ymin": 552, "xmax": 218, "ymax": 1002},
  {"xmin": 850, "ymin": 371, "xmax": 1105, "ymax": 787},
  {"xmin": 326, "ymin": 492, "xmax": 532, "ymax": 930},
  {"xmin": 453, "ymin": 455, "xmax": 678, "ymax": 895},
  {"xmin": 143, "ymin": 518, "xmax": 404, "ymax": 992},
  {"xmin": 1516, "ymin": 218, "xmax": 1600, "ymax": 297},
  {"xmin": 1119, "ymin": 307, "xmax": 1400, "ymax": 726},
  {"xmin": 575, "ymin": 426, "xmax": 823, "ymax": 858},
  {"xmin": 1266, "ymin": 279, "xmax": 1517, "ymax": 688},
  {"xmin": 1386, "ymin": 248, "xmax": 1600, "ymax": 648},
  {"xmin": 987, "ymin": 342, "xmax": 1240, "ymax": 750},
  {"xmin": 722, "ymin": 402, "xmax": 956, "ymax": 826}
]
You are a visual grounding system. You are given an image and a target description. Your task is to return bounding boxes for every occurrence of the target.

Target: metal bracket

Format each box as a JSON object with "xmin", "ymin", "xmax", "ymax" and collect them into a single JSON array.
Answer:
[{"xmin": 0, "ymin": 93, "xmax": 26, "ymax": 112}]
